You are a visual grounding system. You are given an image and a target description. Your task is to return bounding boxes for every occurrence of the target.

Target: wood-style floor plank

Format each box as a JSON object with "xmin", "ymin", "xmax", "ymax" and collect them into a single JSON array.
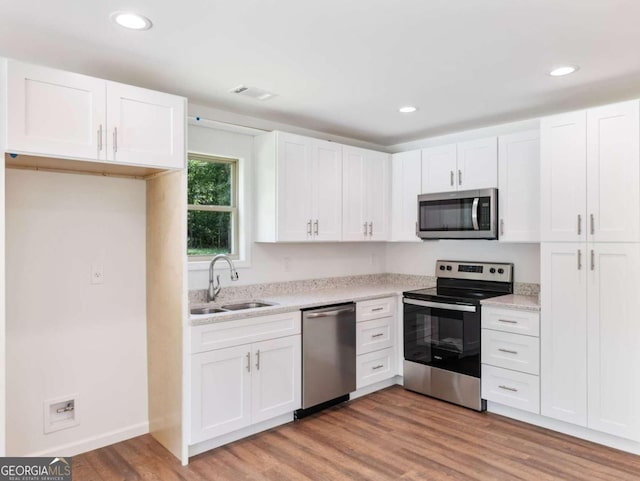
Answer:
[{"xmin": 73, "ymin": 386, "xmax": 640, "ymax": 481}]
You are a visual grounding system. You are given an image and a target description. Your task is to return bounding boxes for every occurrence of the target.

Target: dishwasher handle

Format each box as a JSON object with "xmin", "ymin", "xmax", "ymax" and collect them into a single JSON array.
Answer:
[{"xmin": 305, "ymin": 307, "xmax": 355, "ymax": 318}]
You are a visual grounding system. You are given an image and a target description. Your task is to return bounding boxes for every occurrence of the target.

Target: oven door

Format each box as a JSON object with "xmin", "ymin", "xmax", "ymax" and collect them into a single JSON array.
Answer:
[{"xmin": 403, "ymin": 298, "xmax": 481, "ymax": 378}]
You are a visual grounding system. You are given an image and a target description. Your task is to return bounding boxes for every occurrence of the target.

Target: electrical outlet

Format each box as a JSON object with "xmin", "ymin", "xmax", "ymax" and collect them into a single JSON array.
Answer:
[
  {"xmin": 283, "ymin": 257, "xmax": 291, "ymax": 272},
  {"xmin": 91, "ymin": 264, "xmax": 104, "ymax": 284}
]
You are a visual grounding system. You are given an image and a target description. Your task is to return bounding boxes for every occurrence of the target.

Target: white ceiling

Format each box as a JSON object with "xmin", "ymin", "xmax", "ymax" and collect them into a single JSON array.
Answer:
[{"xmin": 1, "ymin": 0, "xmax": 640, "ymax": 145}]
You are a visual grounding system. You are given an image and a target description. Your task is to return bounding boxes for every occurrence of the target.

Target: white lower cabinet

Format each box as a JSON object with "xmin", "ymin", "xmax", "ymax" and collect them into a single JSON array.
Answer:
[
  {"xmin": 355, "ymin": 297, "xmax": 397, "ymax": 389},
  {"xmin": 481, "ymin": 305, "xmax": 540, "ymax": 414},
  {"xmin": 541, "ymin": 242, "xmax": 640, "ymax": 441},
  {"xmin": 190, "ymin": 313, "xmax": 301, "ymax": 445}
]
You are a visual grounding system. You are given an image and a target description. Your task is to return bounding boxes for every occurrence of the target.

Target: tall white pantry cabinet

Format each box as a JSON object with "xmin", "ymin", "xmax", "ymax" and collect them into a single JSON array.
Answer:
[{"xmin": 540, "ymin": 100, "xmax": 640, "ymax": 442}]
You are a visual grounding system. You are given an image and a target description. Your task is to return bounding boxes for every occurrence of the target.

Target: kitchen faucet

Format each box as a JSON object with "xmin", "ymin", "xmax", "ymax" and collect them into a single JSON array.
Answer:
[{"xmin": 208, "ymin": 254, "xmax": 239, "ymax": 302}]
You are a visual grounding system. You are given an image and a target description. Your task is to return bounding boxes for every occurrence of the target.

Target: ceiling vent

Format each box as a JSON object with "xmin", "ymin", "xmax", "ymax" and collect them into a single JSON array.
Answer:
[{"xmin": 229, "ymin": 84, "xmax": 276, "ymax": 101}]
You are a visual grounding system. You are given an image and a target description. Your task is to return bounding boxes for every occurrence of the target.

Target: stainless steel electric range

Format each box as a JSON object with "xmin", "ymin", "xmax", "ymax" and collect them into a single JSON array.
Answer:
[{"xmin": 403, "ymin": 260, "xmax": 514, "ymax": 411}]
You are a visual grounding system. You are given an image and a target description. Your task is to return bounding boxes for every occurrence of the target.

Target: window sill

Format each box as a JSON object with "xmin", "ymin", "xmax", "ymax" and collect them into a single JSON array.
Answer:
[{"xmin": 188, "ymin": 259, "xmax": 251, "ymax": 271}]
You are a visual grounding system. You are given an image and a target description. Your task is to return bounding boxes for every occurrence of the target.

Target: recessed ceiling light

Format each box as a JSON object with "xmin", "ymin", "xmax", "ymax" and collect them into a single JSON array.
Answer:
[
  {"xmin": 110, "ymin": 11, "xmax": 153, "ymax": 30},
  {"xmin": 549, "ymin": 65, "xmax": 579, "ymax": 77},
  {"xmin": 399, "ymin": 106, "xmax": 418, "ymax": 113}
]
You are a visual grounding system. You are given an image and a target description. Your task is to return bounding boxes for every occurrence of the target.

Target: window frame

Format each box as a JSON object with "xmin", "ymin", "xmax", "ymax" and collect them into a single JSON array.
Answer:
[{"xmin": 187, "ymin": 153, "xmax": 240, "ymax": 261}]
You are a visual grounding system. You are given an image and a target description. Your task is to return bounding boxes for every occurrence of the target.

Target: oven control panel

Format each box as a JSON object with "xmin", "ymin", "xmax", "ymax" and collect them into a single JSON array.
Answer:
[{"xmin": 435, "ymin": 260, "xmax": 513, "ymax": 282}]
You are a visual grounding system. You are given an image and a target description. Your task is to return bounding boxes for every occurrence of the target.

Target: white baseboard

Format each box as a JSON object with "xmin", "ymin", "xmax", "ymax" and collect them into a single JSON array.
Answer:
[
  {"xmin": 487, "ymin": 402, "xmax": 640, "ymax": 455},
  {"xmin": 25, "ymin": 421, "xmax": 149, "ymax": 458},
  {"xmin": 350, "ymin": 376, "xmax": 402, "ymax": 400}
]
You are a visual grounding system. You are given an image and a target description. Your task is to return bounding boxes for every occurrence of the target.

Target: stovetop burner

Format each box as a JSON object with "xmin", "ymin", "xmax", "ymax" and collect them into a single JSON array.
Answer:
[{"xmin": 403, "ymin": 286, "xmax": 508, "ymax": 305}]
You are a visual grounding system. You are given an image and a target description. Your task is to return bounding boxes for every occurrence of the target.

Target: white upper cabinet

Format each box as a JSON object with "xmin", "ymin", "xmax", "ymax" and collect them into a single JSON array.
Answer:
[
  {"xmin": 254, "ymin": 131, "xmax": 342, "ymax": 242},
  {"xmin": 586, "ymin": 101, "xmax": 640, "ymax": 242},
  {"xmin": 498, "ymin": 130, "xmax": 540, "ymax": 242},
  {"xmin": 4, "ymin": 60, "xmax": 185, "ymax": 169},
  {"xmin": 541, "ymin": 101, "xmax": 640, "ymax": 242},
  {"xmin": 342, "ymin": 145, "xmax": 390, "ymax": 241},
  {"xmin": 6, "ymin": 60, "xmax": 106, "ymax": 160},
  {"xmin": 456, "ymin": 137, "xmax": 498, "ymax": 190},
  {"xmin": 106, "ymin": 82, "xmax": 185, "ymax": 169},
  {"xmin": 390, "ymin": 150, "xmax": 421, "ymax": 241},
  {"xmin": 421, "ymin": 138, "xmax": 497, "ymax": 194},
  {"xmin": 421, "ymin": 144, "xmax": 457, "ymax": 193}
]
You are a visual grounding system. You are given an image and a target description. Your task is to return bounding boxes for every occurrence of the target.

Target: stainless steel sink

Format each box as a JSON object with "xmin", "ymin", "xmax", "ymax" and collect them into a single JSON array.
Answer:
[
  {"xmin": 190, "ymin": 307, "xmax": 228, "ymax": 315},
  {"xmin": 221, "ymin": 301, "xmax": 275, "ymax": 311}
]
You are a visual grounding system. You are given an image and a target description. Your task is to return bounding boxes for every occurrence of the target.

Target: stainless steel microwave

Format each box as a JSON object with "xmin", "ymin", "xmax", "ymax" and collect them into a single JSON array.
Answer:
[{"xmin": 416, "ymin": 188, "xmax": 498, "ymax": 240}]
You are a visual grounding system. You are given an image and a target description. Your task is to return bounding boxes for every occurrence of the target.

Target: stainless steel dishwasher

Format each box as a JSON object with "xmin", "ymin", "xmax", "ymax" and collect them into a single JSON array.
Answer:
[{"xmin": 295, "ymin": 302, "xmax": 356, "ymax": 419}]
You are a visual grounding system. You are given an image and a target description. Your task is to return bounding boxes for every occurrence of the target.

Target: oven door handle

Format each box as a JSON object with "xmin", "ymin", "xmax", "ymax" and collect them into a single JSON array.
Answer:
[
  {"xmin": 403, "ymin": 298, "xmax": 477, "ymax": 313},
  {"xmin": 471, "ymin": 197, "xmax": 480, "ymax": 231}
]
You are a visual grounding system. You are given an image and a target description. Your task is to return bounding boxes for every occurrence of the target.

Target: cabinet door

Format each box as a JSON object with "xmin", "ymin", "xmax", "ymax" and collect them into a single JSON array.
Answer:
[
  {"xmin": 540, "ymin": 243, "xmax": 587, "ymax": 426},
  {"xmin": 251, "ymin": 336, "xmax": 301, "ymax": 424},
  {"xmin": 390, "ymin": 150, "xmax": 421, "ymax": 241},
  {"xmin": 312, "ymin": 140, "xmax": 342, "ymax": 241},
  {"xmin": 540, "ymin": 111, "xmax": 587, "ymax": 241},
  {"xmin": 587, "ymin": 244, "xmax": 640, "ymax": 441},
  {"xmin": 191, "ymin": 345, "xmax": 252, "ymax": 443},
  {"xmin": 421, "ymin": 144, "xmax": 457, "ymax": 193},
  {"xmin": 106, "ymin": 81, "xmax": 185, "ymax": 168},
  {"xmin": 365, "ymin": 150, "xmax": 390, "ymax": 241},
  {"xmin": 587, "ymin": 101, "xmax": 640, "ymax": 242},
  {"xmin": 498, "ymin": 131, "xmax": 540, "ymax": 242},
  {"xmin": 276, "ymin": 133, "xmax": 314, "ymax": 241},
  {"xmin": 6, "ymin": 60, "xmax": 105, "ymax": 160},
  {"xmin": 456, "ymin": 137, "xmax": 498, "ymax": 190},
  {"xmin": 342, "ymin": 146, "xmax": 367, "ymax": 240}
]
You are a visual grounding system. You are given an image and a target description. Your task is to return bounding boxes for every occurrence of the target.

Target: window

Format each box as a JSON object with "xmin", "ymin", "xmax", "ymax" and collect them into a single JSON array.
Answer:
[{"xmin": 187, "ymin": 153, "xmax": 239, "ymax": 258}]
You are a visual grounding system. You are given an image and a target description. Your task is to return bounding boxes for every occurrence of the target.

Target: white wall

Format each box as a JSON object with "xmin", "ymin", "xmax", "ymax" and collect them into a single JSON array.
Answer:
[
  {"xmin": 386, "ymin": 242, "xmax": 540, "ymax": 284},
  {"xmin": 5, "ymin": 169, "xmax": 148, "ymax": 456},
  {"xmin": 187, "ymin": 119, "xmax": 387, "ymax": 290}
]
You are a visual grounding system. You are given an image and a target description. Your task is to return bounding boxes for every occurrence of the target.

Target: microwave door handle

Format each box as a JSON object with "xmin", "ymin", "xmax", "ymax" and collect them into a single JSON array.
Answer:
[{"xmin": 471, "ymin": 197, "xmax": 480, "ymax": 230}]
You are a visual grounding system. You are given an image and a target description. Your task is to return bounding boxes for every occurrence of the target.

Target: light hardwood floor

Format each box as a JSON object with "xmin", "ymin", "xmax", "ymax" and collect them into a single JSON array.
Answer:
[{"xmin": 73, "ymin": 386, "xmax": 640, "ymax": 480}]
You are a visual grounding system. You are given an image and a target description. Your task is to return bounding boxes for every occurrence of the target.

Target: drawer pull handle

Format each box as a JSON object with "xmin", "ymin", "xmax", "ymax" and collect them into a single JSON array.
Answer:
[
  {"xmin": 498, "ymin": 319, "xmax": 518, "ymax": 324},
  {"xmin": 371, "ymin": 307, "xmax": 384, "ymax": 312},
  {"xmin": 372, "ymin": 364, "xmax": 384, "ymax": 370},
  {"xmin": 371, "ymin": 333, "xmax": 384, "ymax": 338},
  {"xmin": 498, "ymin": 348, "xmax": 518, "ymax": 355},
  {"xmin": 498, "ymin": 385, "xmax": 518, "ymax": 392}
]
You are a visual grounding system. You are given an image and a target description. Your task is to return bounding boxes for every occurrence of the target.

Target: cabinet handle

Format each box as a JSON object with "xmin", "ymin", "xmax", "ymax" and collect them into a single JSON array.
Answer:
[
  {"xmin": 498, "ymin": 385, "xmax": 518, "ymax": 392},
  {"xmin": 307, "ymin": 220, "xmax": 312, "ymax": 235},
  {"xmin": 363, "ymin": 222, "xmax": 368, "ymax": 236},
  {"xmin": 369, "ymin": 222, "xmax": 373, "ymax": 236},
  {"xmin": 313, "ymin": 220, "xmax": 319, "ymax": 236},
  {"xmin": 246, "ymin": 352, "xmax": 251, "ymax": 372},
  {"xmin": 450, "ymin": 171, "xmax": 454, "ymax": 186},
  {"xmin": 371, "ymin": 307, "xmax": 384, "ymax": 312},
  {"xmin": 113, "ymin": 127, "xmax": 118, "ymax": 154},
  {"xmin": 500, "ymin": 219, "xmax": 504, "ymax": 237},
  {"xmin": 577, "ymin": 214, "xmax": 582, "ymax": 235},
  {"xmin": 590, "ymin": 249, "xmax": 595, "ymax": 271},
  {"xmin": 371, "ymin": 333, "xmax": 384, "ymax": 338},
  {"xmin": 578, "ymin": 249, "xmax": 582, "ymax": 270},
  {"xmin": 97, "ymin": 124, "xmax": 103, "ymax": 152},
  {"xmin": 372, "ymin": 364, "xmax": 384, "ymax": 370},
  {"xmin": 498, "ymin": 348, "xmax": 518, "ymax": 355},
  {"xmin": 590, "ymin": 213, "xmax": 595, "ymax": 235},
  {"xmin": 458, "ymin": 169, "xmax": 462, "ymax": 185},
  {"xmin": 498, "ymin": 319, "xmax": 518, "ymax": 324},
  {"xmin": 255, "ymin": 349, "xmax": 260, "ymax": 370}
]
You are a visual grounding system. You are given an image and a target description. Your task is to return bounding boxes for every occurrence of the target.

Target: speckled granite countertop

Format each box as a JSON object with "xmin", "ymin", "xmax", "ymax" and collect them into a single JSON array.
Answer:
[
  {"xmin": 480, "ymin": 294, "xmax": 540, "ymax": 312},
  {"xmin": 190, "ymin": 281, "xmax": 434, "ymax": 326}
]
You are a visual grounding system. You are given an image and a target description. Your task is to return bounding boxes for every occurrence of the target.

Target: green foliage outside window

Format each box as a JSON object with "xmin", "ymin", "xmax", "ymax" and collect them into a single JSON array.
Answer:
[{"xmin": 187, "ymin": 156, "xmax": 237, "ymax": 257}]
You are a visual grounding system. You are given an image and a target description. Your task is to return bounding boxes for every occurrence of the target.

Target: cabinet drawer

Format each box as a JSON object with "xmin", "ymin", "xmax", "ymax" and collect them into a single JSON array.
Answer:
[
  {"xmin": 481, "ymin": 329, "xmax": 539, "ymax": 375},
  {"xmin": 482, "ymin": 306, "xmax": 540, "ymax": 337},
  {"xmin": 357, "ymin": 297, "xmax": 396, "ymax": 322},
  {"xmin": 357, "ymin": 317, "xmax": 394, "ymax": 355},
  {"xmin": 356, "ymin": 347, "xmax": 396, "ymax": 389},
  {"xmin": 482, "ymin": 365, "xmax": 540, "ymax": 414},
  {"xmin": 191, "ymin": 311, "xmax": 301, "ymax": 354}
]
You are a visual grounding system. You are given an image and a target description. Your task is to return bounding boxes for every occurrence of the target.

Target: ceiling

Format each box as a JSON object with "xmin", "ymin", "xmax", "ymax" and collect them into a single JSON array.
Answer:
[{"xmin": 1, "ymin": 0, "xmax": 640, "ymax": 146}]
